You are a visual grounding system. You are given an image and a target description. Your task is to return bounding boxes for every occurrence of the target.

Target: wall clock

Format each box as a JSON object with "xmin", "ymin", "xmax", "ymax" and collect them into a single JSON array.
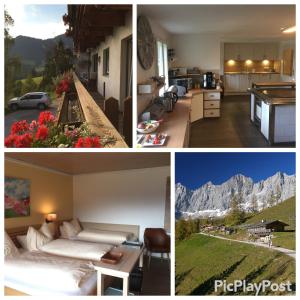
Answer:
[{"xmin": 137, "ymin": 16, "xmax": 155, "ymax": 70}]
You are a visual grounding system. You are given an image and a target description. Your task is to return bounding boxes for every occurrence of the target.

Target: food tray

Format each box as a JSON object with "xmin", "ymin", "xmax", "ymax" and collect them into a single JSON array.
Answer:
[
  {"xmin": 101, "ymin": 251, "xmax": 123, "ymax": 264},
  {"xmin": 143, "ymin": 134, "xmax": 167, "ymax": 147}
]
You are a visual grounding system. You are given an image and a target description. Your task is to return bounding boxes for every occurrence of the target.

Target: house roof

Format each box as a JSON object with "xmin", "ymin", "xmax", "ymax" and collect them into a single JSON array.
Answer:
[
  {"xmin": 247, "ymin": 220, "xmax": 289, "ymax": 229},
  {"xmin": 64, "ymin": 5, "xmax": 132, "ymax": 52}
]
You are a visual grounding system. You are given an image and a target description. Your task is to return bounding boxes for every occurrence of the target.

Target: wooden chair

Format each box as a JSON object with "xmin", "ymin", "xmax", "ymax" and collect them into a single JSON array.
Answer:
[{"xmin": 104, "ymin": 97, "xmax": 119, "ymax": 130}]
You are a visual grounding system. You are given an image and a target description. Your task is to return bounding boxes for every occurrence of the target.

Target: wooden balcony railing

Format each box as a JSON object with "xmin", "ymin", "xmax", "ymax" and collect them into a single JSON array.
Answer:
[{"xmin": 57, "ymin": 72, "xmax": 128, "ymax": 148}]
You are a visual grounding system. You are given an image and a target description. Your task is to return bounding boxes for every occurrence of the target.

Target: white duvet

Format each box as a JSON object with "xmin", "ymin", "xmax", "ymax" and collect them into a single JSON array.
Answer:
[
  {"xmin": 74, "ymin": 228, "xmax": 134, "ymax": 245},
  {"xmin": 40, "ymin": 238, "xmax": 113, "ymax": 261},
  {"xmin": 5, "ymin": 251, "xmax": 95, "ymax": 293}
]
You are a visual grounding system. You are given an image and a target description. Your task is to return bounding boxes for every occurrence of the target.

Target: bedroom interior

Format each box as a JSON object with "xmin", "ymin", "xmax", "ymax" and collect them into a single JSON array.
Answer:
[{"xmin": 4, "ymin": 152, "xmax": 171, "ymax": 296}]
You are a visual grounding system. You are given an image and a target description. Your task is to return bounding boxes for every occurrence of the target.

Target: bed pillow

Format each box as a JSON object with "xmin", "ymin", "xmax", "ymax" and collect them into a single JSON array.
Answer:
[
  {"xmin": 40, "ymin": 222, "xmax": 55, "ymax": 239},
  {"xmin": 71, "ymin": 218, "xmax": 82, "ymax": 234},
  {"xmin": 63, "ymin": 221, "xmax": 78, "ymax": 238},
  {"xmin": 60, "ymin": 225, "xmax": 68, "ymax": 239},
  {"xmin": 16, "ymin": 235, "xmax": 28, "ymax": 250},
  {"xmin": 5, "ymin": 231, "xmax": 19, "ymax": 258},
  {"xmin": 27, "ymin": 226, "xmax": 51, "ymax": 251}
]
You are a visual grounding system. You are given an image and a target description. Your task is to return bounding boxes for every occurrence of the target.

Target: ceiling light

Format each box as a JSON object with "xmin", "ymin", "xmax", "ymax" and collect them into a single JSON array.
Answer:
[
  {"xmin": 245, "ymin": 60, "xmax": 253, "ymax": 66},
  {"xmin": 227, "ymin": 60, "xmax": 235, "ymax": 66},
  {"xmin": 262, "ymin": 60, "xmax": 270, "ymax": 66},
  {"xmin": 282, "ymin": 26, "xmax": 296, "ymax": 33}
]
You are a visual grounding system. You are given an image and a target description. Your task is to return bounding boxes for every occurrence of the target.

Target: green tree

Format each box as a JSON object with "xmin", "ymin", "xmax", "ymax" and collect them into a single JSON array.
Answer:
[
  {"xmin": 40, "ymin": 39, "xmax": 73, "ymax": 89},
  {"xmin": 226, "ymin": 194, "xmax": 245, "ymax": 226},
  {"xmin": 176, "ymin": 219, "xmax": 188, "ymax": 241},
  {"xmin": 13, "ymin": 80, "xmax": 23, "ymax": 96},
  {"xmin": 21, "ymin": 75, "xmax": 38, "ymax": 95},
  {"xmin": 4, "ymin": 10, "xmax": 21, "ymax": 105}
]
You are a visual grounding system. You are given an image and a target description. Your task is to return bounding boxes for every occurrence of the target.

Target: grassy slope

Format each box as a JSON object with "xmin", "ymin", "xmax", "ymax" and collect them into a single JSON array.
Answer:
[
  {"xmin": 245, "ymin": 197, "xmax": 295, "ymax": 230},
  {"xmin": 176, "ymin": 234, "xmax": 295, "ymax": 295},
  {"xmin": 244, "ymin": 197, "xmax": 295, "ymax": 250}
]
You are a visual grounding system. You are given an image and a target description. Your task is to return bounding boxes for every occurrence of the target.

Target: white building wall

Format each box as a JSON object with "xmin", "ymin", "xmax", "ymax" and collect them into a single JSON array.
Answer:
[{"xmin": 94, "ymin": 11, "xmax": 132, "ymax": 104}]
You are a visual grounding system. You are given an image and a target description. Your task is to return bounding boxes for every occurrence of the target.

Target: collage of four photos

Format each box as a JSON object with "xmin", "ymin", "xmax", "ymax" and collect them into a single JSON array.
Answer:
[{"xmin": 3, "ymin": 1, "xmax": 296, "ymax": 297}]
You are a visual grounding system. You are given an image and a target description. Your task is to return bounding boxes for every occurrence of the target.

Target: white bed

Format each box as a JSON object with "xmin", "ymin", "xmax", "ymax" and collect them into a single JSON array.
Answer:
[
  {"xmin": 73, "ymin": 228, "xmax": 135, "ymax": 245},
  {"xmin": 40, "ymin": 238, "xmax": 113, "ymax": 261},
  {"xmin": 5, "ymin": 251, "xmax": 97, "ymax": 296}
]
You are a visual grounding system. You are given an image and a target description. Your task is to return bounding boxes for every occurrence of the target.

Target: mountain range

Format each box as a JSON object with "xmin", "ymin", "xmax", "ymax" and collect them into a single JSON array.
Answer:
[
  {"xmin": 175, "ymin": 172, "xmax": 296, "ymax": 219},
  {"xmin": 9, "ymin": 34, "xmax": 73, "ymax": 79}
]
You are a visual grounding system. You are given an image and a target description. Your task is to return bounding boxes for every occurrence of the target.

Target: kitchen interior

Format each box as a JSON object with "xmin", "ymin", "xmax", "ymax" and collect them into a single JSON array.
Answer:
[{"xmin": 136, "ymin": 5, "xmax": 295, "ymax": 148}]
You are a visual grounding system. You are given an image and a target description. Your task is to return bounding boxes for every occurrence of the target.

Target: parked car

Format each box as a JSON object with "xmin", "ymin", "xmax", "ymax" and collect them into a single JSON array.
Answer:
[{"xmin": 8, "ymin": 92, "xmax": 51, "ymax": 111}]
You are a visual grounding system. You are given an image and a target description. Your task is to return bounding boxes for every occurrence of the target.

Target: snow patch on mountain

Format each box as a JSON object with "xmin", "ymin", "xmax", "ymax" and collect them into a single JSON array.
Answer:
[{"xmin": 175, "ymin": 172, "xmax": 295, "ymax": 218}]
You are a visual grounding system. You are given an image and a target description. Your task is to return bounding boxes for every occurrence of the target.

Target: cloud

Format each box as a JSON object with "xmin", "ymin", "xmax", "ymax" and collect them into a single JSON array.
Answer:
[{"xmin": 5, "ymin": 4, "xmax": 66, "ymax": 39}]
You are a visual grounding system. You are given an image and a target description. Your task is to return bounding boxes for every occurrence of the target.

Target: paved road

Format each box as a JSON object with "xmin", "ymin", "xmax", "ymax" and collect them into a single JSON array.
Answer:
[
  {"xmin": 5, "ymin": 106, "xmax": 57, "ymax": 136},
  {"xmin": 198, "ymin": 232, "xmax": 296, "ymax": 258}
]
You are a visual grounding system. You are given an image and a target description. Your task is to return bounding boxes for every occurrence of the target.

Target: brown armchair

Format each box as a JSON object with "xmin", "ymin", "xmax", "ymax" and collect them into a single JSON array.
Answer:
[{"xmin": 144, "ymin": 228, "xmax": 170, "ymax": 268}]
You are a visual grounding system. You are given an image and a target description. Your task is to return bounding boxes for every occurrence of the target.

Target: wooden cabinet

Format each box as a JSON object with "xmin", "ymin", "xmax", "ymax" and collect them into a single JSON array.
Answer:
[
  {"xmin": 239, "ymin": 74, "xmax": 250, "ymax": 92},
  {"xmin": 265, "ymin": 44, "xmax": 278, "ymax": 60},
  {"xmin": 203, "ymin": 91, "xmax": 221, "ymax": 118},
  {"xmin": 225, "ymin": 74, "xmax": 240, "ymax": 92},
  {"xmin": 225, "ymin": 43, "xmax": 278, "ymax": 61},
  {"xmin": 190, "ymin": 93, "xmax": 203, "ymax": 122},
  {"xmin": 224, "ymin": 43, "xmax": 240, "ymax": 60},
  {"xmin": 239, "ymin": 43, "xmax": 254, "ymax": 60}
]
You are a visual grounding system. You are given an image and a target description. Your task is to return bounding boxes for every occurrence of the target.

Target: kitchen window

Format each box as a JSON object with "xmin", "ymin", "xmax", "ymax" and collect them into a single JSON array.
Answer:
[
  {"xmin": 103, "ymin": 48, "xmax": 109, "ymax": 76},
  {"xmin": 157, "ymin": 41, "xmax": 169, "ymax": 96}
]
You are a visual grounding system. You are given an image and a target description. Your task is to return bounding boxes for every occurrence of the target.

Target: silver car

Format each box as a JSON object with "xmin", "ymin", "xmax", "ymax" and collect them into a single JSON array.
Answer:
[{"xmin": 8, "ymin": 92, "xmax": 51, "ymax": 111}]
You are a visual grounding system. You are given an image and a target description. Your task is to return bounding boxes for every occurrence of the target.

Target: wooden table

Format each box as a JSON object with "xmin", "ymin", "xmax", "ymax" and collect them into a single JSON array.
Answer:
[{"xmin": 94, "ymin": 246, "xmax": 144, "ymax": 295}]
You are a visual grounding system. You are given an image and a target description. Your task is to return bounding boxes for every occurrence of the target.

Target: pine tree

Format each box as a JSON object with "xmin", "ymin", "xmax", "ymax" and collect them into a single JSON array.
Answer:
[
  {"xmin": 227, "ymin": 194, "xmax": 245, "ymax": 225},
  {"xmin": 4, "ymin": 10, "xmax": 21, "ymax": 105}
]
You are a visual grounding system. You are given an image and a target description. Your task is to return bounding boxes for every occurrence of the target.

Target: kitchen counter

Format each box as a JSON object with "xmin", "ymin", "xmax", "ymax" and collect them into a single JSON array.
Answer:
[
  {"xmin": 249, "ymin": 88, "xmax": 295, "ymax": 105},
  {"xmin": 157, "ymin": 98, "xmax": 191, "ymax": 148},
  {"xmin": 250, "ymin": 84, "xmax": 296, "ymax": 144}
]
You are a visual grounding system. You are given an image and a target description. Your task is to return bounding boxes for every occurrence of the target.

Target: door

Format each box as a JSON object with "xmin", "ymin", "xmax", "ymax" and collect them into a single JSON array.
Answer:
[{"xmin": 120, "ymin": 35, "xmax": 132, "ymax": 111}]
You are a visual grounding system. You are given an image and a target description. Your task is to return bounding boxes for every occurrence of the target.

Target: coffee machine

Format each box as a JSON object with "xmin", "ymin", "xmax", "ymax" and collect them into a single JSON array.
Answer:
[{"xmin": 202, "ymin": 72, "xmax": 216, "ymax": 89}]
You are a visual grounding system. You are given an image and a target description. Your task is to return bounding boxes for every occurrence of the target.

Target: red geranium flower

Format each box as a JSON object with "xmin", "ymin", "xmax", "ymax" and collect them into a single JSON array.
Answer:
[
  {"xmin": 13, "ymin": 133, "xmax": 33, "ymax": 148},
  {"xmin": 36, "ymin": 125, "xmax": 49, "ymax": 140},
  {"xmin": 75, "ymin": 136, "xmax": 101, "ymax": 148},
  {"xmin": 10, "ymin": 120, "xmax": 29, "ymax": 135},
  {"xmin": 38, "ymin": 111, "xmax": 55, "ymax": 125},
  {"xmin": 4, "ymin": 134, "xmax": 17, "ymax": 147}
]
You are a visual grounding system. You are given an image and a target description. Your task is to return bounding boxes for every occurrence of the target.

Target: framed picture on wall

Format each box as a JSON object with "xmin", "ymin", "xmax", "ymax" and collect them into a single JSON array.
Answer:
[{"xmin": 5, "ymin": 177, "xmax": 30, "ymax": 218}]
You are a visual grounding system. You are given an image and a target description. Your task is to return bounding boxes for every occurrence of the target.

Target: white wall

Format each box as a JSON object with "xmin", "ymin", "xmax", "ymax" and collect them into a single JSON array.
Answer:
[
  {"xmin": 137, "ymin": 17, "xmax": 171, "ymax": 115},
  {"xmin": 170, "ymin": 33, "xmax": 222, "ymax": 73},
  {"xmin": 73, "ymin": 166, "xmax": 170, "ymax": 241},
  {"xmin": 279, "ymin": 39, "xmax": 296, "ymax": 81},
  {"xmin": 94, "ymin": 12, "xmax": 132, "ymax": 103}
]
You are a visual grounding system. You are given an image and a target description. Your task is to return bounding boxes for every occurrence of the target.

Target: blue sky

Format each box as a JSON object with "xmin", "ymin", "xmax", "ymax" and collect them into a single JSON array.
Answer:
[
  {"xmin": 5, "ymin": 4, "xmax": 67, "ymax": 39},
  {"xmin": 176, "ymin": 152, "xmax": 295, "ymax": 190}
]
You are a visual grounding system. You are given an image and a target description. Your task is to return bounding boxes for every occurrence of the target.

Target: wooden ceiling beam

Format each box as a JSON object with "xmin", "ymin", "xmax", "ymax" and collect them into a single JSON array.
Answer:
[
  {"xmin": 80, "ymin": 26, "xmax": 114, "ymax": 36},
  {"xmin": 82, "ymin": 12, "xmax": 126, "ymax": 27}
]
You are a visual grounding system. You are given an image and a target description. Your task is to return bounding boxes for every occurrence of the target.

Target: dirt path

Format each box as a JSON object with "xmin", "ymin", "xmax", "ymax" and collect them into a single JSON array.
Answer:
[{"xmin": 198, "ymin": 232, "xmax": 296, "ymax": 258}]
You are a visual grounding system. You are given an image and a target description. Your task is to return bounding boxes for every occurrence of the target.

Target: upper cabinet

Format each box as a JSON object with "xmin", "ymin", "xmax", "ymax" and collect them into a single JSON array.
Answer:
[
  {"xmin": 224, "ymin": 43, "xmax": 240, "ymax": 60},
  {"xmin": 224, "ymin": 43, "xmax": 278, "ymax": 61}
]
